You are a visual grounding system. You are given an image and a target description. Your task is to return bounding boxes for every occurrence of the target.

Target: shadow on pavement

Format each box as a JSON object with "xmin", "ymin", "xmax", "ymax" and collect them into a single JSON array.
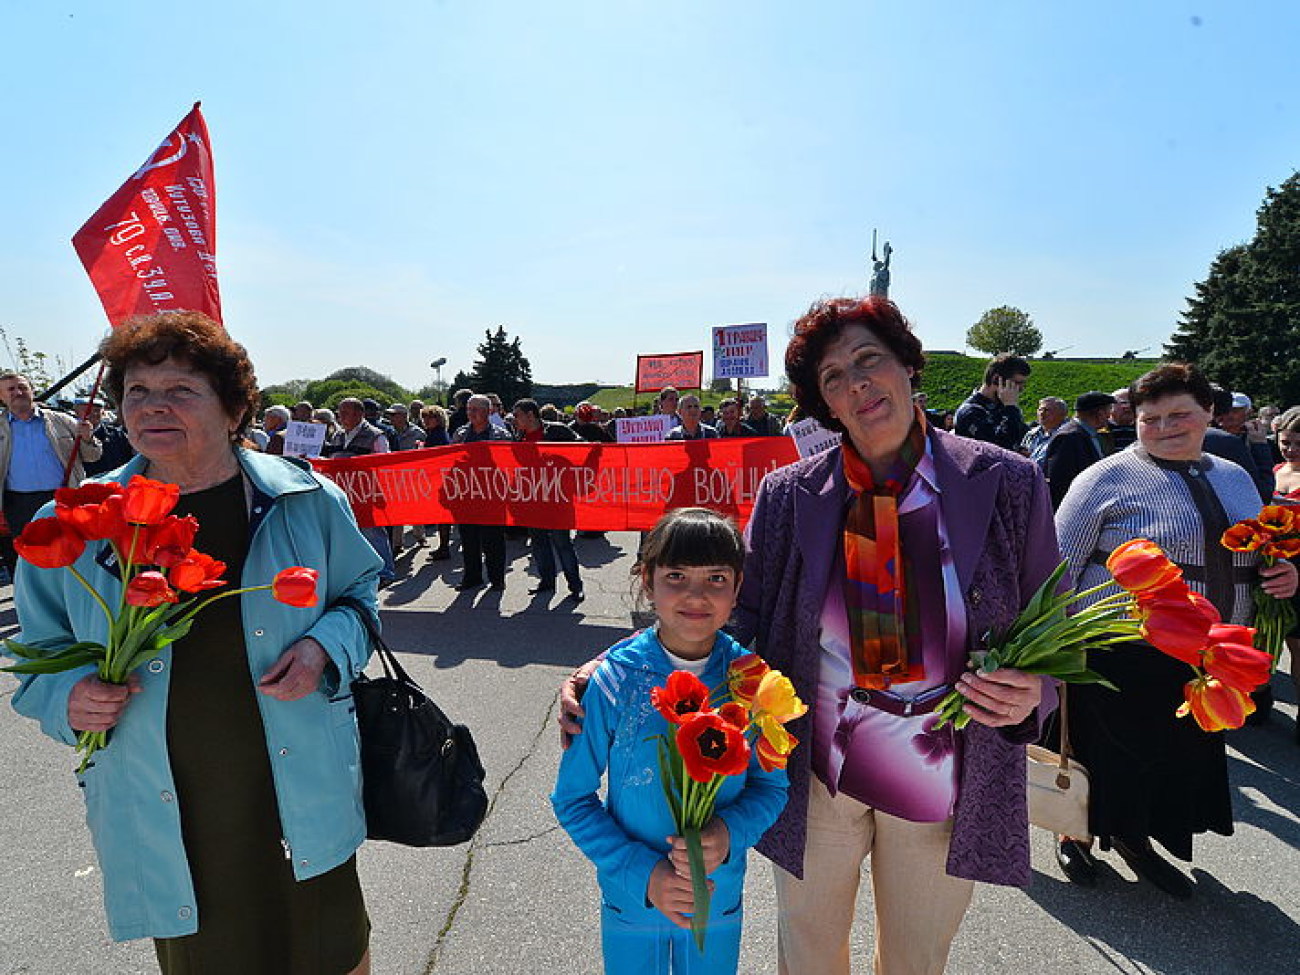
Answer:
[{"xmin": 1025, "ymin": 861, "xmax": 1299, "ymax": 971}]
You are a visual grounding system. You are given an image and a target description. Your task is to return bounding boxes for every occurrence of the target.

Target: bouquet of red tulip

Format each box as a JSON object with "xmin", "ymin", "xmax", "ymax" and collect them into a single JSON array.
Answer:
[
  {"xmin": 650, "ymin": 654, "xmax": 806, "ymax": 951},
  {"xmin": 1220, "ymin": 505, "xmax": 1300, "ymax": 670},
  {"xmin": 2, "ymin": 475, "xmax": 320, "ymax": 772},
  {"xmin": 1111, "ymin": 539, "xmax": 1273, "ymax": 731}
]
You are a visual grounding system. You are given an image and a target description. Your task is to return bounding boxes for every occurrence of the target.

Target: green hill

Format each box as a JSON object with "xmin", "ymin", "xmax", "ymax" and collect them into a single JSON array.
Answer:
[{"xmin": 921, "ymin": 353, "xmax": 1160, "ymax": 413}]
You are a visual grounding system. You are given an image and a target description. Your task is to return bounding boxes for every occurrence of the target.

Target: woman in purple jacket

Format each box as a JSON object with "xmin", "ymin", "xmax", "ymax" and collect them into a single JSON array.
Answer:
[{"xmin": 564, "ymin": 296, "xmax": 1060, "ymax": 975}]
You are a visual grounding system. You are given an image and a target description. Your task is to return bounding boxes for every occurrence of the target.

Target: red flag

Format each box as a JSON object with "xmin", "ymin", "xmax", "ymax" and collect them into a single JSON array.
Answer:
[
  {"xmin": 635, "ymin": 351, "xmax": 704, "ymax": 393},
  {"xmin": 72, "ymin": 103, "xmax": 220, "ymax": 327}
]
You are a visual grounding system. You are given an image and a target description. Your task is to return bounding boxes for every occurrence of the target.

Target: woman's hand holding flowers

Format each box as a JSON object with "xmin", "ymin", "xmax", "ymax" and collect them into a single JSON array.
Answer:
[
  {"xmin": 1258, "ymin": 559, "xmax": 1298, "ymax": 599},
  {"xmin": 956, "ymin": 668, "xmax": 1042, "ymax": 728}
]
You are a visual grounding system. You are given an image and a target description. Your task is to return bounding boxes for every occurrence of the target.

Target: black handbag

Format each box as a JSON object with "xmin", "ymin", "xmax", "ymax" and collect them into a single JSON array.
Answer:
[{"xmin": 335, "ymin": 596, "xmax": 488, "ymax": 846}]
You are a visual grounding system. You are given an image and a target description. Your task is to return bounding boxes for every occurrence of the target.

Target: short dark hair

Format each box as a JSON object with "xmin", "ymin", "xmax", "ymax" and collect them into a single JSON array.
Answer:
[
  {"xmin": 1130, "ymin": 363, "xmax": 1214, "ymax": 412},
  {"xmin": 101, "ymin": 311, "xmax": 260, "ymax": 436},
  {"xmin": 1207, "ymin": 383, "xmax": 1233, "ymax": 418},
  {"xmin": 633, "ymin": 507, "xmax": 745, "ymax": 584},
  {"xmin": 785, "ymin": 296, "xmax": 925, "ymax": 434},
  {"xmin": 512, "ymin": 398, "xmax": 540, "ymax": 418},
  {"xmin": 983, "ymin": 353, "xmax": 1032, "ymax": 386}
]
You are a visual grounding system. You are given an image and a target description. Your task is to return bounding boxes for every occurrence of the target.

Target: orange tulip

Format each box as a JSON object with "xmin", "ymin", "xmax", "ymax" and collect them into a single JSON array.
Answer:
[
  {"xmin": 1106, "ymin": 539, "xmax": 1183, "ymax": 593},
  {"xmin": 1201, "ymin": 625, "xmax": 1270, "ymax": 691},
  {"xmin": 1221, "ymin": 520, "xmax": 1270, "ymax": 553},
  {"xmin": 1176, "ymin": 675, "xmax": 1255, "ymax": 732},
  {"xmin": 271, "ymin": 567, "xmax": 319, "ymax": 608},
  {"xmin": 54, "ymin": 482, "xmax": 122, "ymax": 508},
  {"xmin": 1256, "ymin": 505, "xmax": 1296, "ymax": 535},
  {"xmin": 718, "ymin": 701, "xmax": 750, "ymax": 732},
  {"xmin": 1185, "ymin": 590, "xmax": 1222, "ymax": 625},
  {"xmin": 57, "ymin": 492, "xmax": 127, "ymax": 542},
  {"xmin": 755, "ymin": 730, "xmax": 798, "ymax": 773},
  {"xmin": 1264, "ymin": 536, "xmax": 1300, "ymax": 560},
  {"xmin": 14, "ymin": 517, "xmax": 86, "ymax": 569},
  {"xmin": 676, "ymin": 711, "xmax": 750, "ymax": 783},
  {"xmin": 121, "ymin": 475, "xmax": 180, "ymax": 525},
  {"xmin": 726, "ymin": 653, "xmax": 770, "ymax": 709}
]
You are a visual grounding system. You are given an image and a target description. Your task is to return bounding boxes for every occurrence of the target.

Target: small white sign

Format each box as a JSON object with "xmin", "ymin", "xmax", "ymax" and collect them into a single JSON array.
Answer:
[
  {"xmin": 788, "ymin": 417, "xmax": 841, "ymax": 458},
  {"xmin": 712, "ymin": 322, "xmax": 769, "ymax": 379},
  {"xmin": 283, "ymin": 420, "xmax": 327, "ymax": 458},
  {"xmin": 616, "ymin": 414, "xmax": 675, "ymax": 443}
]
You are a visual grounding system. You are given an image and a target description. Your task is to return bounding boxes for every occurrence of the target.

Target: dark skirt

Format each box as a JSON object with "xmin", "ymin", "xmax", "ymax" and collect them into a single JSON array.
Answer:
[
  {"xmin": 153, "ymin": 475, "xmax": 369, "ymax": 974},
  {"xmin": 1065, "ymin": 641, "xmax": 1233, "ymax": 861}
]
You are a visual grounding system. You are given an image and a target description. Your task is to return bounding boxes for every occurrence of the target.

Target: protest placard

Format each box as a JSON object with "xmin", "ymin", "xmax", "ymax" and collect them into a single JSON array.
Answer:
[
  {"xmin": 712, "ymin": 323, "xmax": 768, "ymax": 379},
  {"xmin": 635, "ymin": 351, "xmax": 704, "ymax": 393},
  {"xmin": 788, "ymin": 417, "xmax": 842, "ymax": 458},
  {"xmin": 615, "ymin": 414, "xmax": 674, "ymax": 443},
  {"xmin": 283, "ymin": 420, "xmax": 327, "ymax": 458}
]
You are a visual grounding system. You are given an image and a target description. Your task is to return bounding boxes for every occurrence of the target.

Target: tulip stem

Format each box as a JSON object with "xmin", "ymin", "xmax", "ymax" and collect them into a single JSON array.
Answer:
[{"xmin": 66, "ymin": 564, "xmax": 116, "ymax": 633}]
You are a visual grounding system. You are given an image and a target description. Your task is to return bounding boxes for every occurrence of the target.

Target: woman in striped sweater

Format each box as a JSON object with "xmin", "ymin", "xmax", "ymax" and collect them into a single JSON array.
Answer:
[{"xmin": 1053, "ymin": 363, "xmax": 1297, "ymax": 898}]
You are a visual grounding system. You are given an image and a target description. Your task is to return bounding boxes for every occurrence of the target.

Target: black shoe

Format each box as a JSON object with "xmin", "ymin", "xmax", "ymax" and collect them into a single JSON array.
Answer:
[
  {"xmin": 455, "ymin": 579, "xmax": 483, "ymax": 591},
  {"xmin": 529, "ymin": 582, "xmax": 556, "ymax": 595},
  {"xmin": 1056, "ymin": 839, "xmax": 1098, "ymax": 886},
  {"xmin": 488, "ymin": 580, "xmax": 506, "ymax": 592},
  {"xmin": 428, "ymin": 547, "xmax": 451, "ymax": 562},
  {"xmin": 1113, "ymin": 839, "xmax": 1194, "ymax": 899},
  {"xmin": 567, "ymin": 589, "xmax": 585, "ymax": 603}
]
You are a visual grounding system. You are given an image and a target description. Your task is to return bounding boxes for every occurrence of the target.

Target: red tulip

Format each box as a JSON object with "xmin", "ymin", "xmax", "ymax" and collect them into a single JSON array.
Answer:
[
  {"xmin": 57, "ymin": 492, "xmax": 127, "ymax": 541},
  {"xmin": 14, "ymin": 517, "xmax": 86, "ymax": 569},
  {"xmin": 1176, "ymin": 675, "xmax": 1255, "ymax": 732},
  {"xmin": 1221, "ymin": 519, "xmax": 1271, "ymax": 553},
  {"xmin": 651, "ymin": 670, "xmax": 712, "ymax": 725},
  {"xmin": 125, "ymin": 571, "xmax": 179, "ymax": 607},
  {"xmin": 1138, "ymin": 595, "xmax": 1214, "ymax": 665},
  {"xmin": 271, "ymin": 567, "xmax": 319, "ymax": 607},
  {"xmin": 726, "ymin": 653, "xmax": 770, "ymax": 709},
  {"xmin": 1201, "ymin": 626, "xmax": 1270, "ymax": 692},
  {"xmin": 142, "ymin": 515, "xmax": 200, "ymax": 568},
  {"xmin": 718, "ymin": 701, "xmax": 750, "ymax": 732},
  {"xmin": 121, "ymin": 475, "xmax": 180, "ymax": 525},
  {"xmin": 1186, "ymin": 590, "xmax": 1222, "ymax": 625},
  {"xmin": 755, "ymin": 729, "xmax": 798, "ymax": 773},
  {"xmin": 676, "ymin": 711, "xmax": 751, "ymax": 783},
  {"xmin": 54, "ymin": 482, "xmax": 121, "ymax": 508},
  {"xmin": 168, "ymin": 550, "xmax": 228, "ymax": 593},
  {"xmin": 1106, "ymin": 539, "xmax": 1183, "ymax": 594}
]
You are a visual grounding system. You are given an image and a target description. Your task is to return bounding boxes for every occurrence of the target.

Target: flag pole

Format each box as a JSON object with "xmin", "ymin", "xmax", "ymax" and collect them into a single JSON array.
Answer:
[{"xmin": 36, "ymin": 351, "xmax": 102, "ymax": 403}]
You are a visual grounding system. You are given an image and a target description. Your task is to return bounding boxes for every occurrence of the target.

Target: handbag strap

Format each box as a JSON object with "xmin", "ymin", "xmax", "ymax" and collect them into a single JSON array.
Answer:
[
  {"xmin": 333, "ymin": 594, "xmax": 418, "ymax": 688},
  {"xmin": 1056, "ymin": 683, "xmax": 1072, "ymax": 771}
]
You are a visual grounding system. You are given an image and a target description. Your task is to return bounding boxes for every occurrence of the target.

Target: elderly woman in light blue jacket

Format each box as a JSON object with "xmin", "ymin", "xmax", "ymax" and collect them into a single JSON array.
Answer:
[{"xmin": 10, "ymin": 313, "xmax": 380, "ymax": 975}]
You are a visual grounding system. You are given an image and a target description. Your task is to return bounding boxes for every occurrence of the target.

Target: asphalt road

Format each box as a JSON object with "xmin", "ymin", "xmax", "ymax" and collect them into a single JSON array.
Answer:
[{"xmin": 1, "ymin": 531, "xmax": 1297, "ymax": 974}]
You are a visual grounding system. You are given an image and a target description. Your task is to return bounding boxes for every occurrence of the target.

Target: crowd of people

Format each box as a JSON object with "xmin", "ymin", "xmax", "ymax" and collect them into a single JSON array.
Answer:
[{"xmin": 2, "ymin": 299, "xmax": 1298, "ymax": 973}]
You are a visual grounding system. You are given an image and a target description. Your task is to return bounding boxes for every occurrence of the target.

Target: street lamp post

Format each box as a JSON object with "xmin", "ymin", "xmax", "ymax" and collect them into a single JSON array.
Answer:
[{"xmin": 430, "ymin": 357, "xmax": 447, "ymax": 405}]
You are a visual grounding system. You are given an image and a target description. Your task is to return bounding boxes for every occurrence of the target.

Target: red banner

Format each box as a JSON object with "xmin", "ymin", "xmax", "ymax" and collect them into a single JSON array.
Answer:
[
  {"xmin": 311, "ymin": 438, "xmax": 799, "ymax": 530},
  {"xmin": 635, "ymin": 351, "xmax": 704, "ymax": 394},
  {"xmin": 72, "ymin": 103, "xmax": 221, "ymax": 327}
]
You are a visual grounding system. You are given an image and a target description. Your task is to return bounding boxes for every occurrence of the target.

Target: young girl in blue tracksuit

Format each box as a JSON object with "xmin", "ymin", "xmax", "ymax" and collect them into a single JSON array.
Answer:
[{"xmin": 551, "ymin": 508, "xmax": 789, "ymax": 974}]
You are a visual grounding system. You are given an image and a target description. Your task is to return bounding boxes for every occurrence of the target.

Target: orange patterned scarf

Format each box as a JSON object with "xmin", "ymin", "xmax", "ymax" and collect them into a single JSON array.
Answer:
[{"xmin": 841, "ymin": 407, "xmax": 928, "ymax": 689}]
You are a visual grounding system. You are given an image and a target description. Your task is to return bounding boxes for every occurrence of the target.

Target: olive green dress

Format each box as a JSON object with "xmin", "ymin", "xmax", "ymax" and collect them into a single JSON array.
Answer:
[{"xmin": 153, "ymin": 474, "xmax": 368, "ymax": 974}]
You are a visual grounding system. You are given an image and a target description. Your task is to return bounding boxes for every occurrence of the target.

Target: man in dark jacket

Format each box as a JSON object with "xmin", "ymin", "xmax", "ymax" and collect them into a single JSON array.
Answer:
[
  {"xmin": 1044, "ymin": 391, "xmax": 1114, "ymax": 508},
  {"xmin": 954, "ymin": 354, "xmax": 1031, "ymax": 450},
  {"xmin": 512, "ymin": 398, "xmax": 583, "ymax": 601}
]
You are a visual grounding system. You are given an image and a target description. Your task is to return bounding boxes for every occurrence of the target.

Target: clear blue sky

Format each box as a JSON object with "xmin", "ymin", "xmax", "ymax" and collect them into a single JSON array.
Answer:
[{"xmin": 3, "ymin": 1, "xmax": 1298, "ymax": 392}]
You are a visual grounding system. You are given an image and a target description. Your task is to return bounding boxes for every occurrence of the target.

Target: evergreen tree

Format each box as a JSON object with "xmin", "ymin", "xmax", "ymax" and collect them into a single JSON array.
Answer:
[
  {"xmin": 463, "ymin": 326, "xmax": 533, "ymax": 406},
  {"xmin": 1168, "ymin": 172, "xmax": 1300, "ymax": 405},
  {"xmin": 966, "ymin": 306, "xmax": 1043, "ymax": 356}
]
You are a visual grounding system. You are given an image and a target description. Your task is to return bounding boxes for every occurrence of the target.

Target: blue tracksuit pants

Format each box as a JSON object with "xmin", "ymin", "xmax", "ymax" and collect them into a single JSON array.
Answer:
[{"xmin": 600, "ymin": 901, "xmax": 742, "ymax": 974}]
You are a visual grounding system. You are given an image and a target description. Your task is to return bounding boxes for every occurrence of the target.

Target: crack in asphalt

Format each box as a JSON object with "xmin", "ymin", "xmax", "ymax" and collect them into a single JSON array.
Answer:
[
  {"xmin": 421, "ymin": 689, "xmax": 560, "ymax": 975},
  {"xmin": 479, "ymin": 823, "xmax": 561, "ymax": 849}
]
